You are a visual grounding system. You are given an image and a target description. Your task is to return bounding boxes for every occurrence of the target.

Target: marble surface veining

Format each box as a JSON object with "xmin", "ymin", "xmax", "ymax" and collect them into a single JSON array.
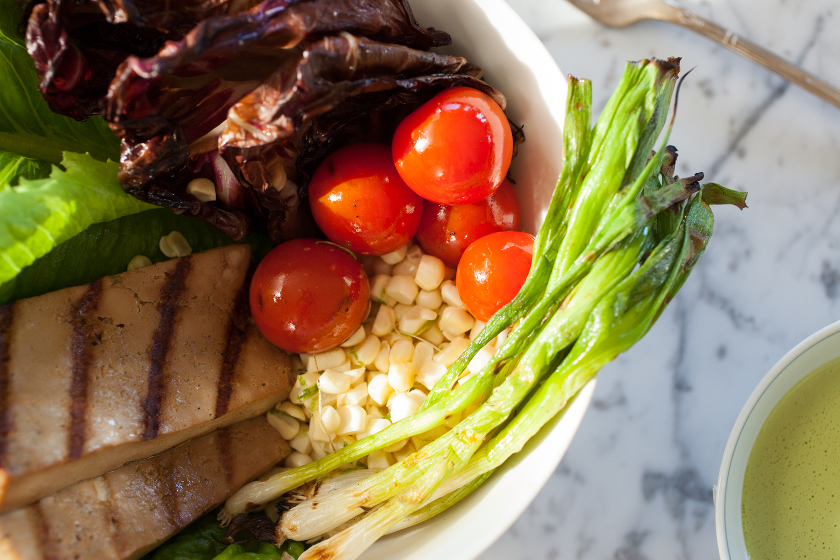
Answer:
[{"xmin": 478, "ymin": 1, "xmax": 840, "ymax": 559}]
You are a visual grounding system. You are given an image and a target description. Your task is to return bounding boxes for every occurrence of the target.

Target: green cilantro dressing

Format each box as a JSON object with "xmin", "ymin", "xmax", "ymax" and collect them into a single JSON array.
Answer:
[{"xmin": 742, "ymin": 357, "xmax": 840, "ymax": 559}]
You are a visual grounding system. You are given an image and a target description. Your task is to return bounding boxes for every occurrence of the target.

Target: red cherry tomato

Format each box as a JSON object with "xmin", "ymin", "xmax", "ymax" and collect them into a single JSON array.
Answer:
[
  {"xmin": 456, "ymin": 231, "xmax": 534, "ymax": 322},
  {"xmin": 309, "ymin": 143, "xmax": 424, "ymax": 256},
  {"xmin": 416, "ymin": 179, "xmax": 521, "ymax": 268},
  {"xmin": 392, "ymin": 87, "xmax": 513, "ymax": 205},
  {"xmin": 249, "ymin": 239, "xmax": 370, "ymax": 353}
]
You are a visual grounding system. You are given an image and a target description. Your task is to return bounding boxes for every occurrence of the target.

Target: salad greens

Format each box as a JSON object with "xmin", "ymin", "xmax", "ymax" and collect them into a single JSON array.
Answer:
[
  {"xmin": 0, "ymin": 0, "xmax": 154, "ymax": 287},
  {"xmin": 0, "ymin": 1, "xmax": 118, "ymax": 164},
  {"xmin": 142, "ymin": 514, "xmax": 229, "ymax": 560},
  {"xmin": 0, "ymin": 152, "xmax": 51, "ymax": 187},
  {"xmin": 22, "ymin": 0, "xmax": 484, "ymax": 242},
  {"xmin": 142, "ymin": 512, "xmax": 306, "ymax": 560},
  {"xmin": 0, "ymin": 153, "xmax": 155, "ymax": 285},
  {"xmin": 0, "ymin": 209, "xmax": 273, "ymax": 305}
]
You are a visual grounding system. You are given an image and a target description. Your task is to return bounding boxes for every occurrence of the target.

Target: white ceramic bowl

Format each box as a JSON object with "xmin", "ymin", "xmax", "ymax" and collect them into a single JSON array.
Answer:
[
  {"xmin": 359, "ymin": 1, "xmax": 597, "ymax": 559},
  {"xmin": 715, "ymin": 319, "xmax": 840, "ymax": 559}
]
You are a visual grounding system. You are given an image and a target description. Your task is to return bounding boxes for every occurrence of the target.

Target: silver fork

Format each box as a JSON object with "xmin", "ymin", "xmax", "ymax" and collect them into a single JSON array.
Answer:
[{"xmin": 565, "ymin": 0, "xmax": 840, "ymax": 109}]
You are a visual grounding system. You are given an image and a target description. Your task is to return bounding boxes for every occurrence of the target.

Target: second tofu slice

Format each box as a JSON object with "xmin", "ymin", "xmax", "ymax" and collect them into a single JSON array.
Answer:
[
  {"xmin": 0, "ymin": 244, "xmax": 293, "ymax": 512},
  {"xmin": 0, "ymin": 415, "xmax": 290, "ymax": 560}
]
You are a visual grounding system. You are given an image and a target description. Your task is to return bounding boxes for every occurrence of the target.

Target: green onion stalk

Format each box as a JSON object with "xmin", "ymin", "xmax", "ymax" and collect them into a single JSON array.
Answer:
[
  {"xmin": 387, "ymin": 181, "xmax": 747, "ymax": 538},
  {"xmin": 426, "ymin": 193, "xmax": 716, "ymax": 501},
  {"xmin": 221, "ymin": 58, "xmax": 746, "ymax": 560}
]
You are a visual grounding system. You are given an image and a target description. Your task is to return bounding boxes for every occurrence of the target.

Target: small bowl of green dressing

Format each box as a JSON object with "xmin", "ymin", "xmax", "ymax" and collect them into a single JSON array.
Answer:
[{"xmin": 716, "ymin": 319, "xmax": 840, "ymax": 560}]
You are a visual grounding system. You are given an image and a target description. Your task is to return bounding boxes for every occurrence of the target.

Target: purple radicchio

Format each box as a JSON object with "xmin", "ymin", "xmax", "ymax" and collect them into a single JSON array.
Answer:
[
  {"xmin": 105, "ymin": 0, "xmax": 452, "ymax": 184},
  {"xmin": 23, "ymin": 0, "xmax": 516, "ymax": 244},
  {"xmin": 119, "ymin": 34, "xmax": 503, "ymax": 243},
  {"xmin": 219, "ymin": 33, "xmax": 506, "ymax": 194},
  {"xmin": 93, "ymin": 0, "xmax": 263, "ymax": 34},
  {"xmin": 22, "ymin": 0, "xmax": 265, "ymax": 120},
  {"xmin": 100, "ymin": 0, "xmax": 479, "ymax": 242},
  {"xmin": 24, "ymin": 0, "xmax": 177, "ymax": 119}
]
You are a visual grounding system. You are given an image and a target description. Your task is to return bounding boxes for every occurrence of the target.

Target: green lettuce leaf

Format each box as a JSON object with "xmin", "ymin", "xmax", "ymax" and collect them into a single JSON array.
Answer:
[
  {"xmin": 141, "ymin": 512, "xmax": 305, "ymax": 560},
  {"xmin": 0, "ymin": 0, "xmax": 163, "ymax": 291},
  {"xmin": 142, "ymin": 514, "xmax": 228, "ymax": 560},
  {"xmin": 0, "ymin": 208, "xmax": 273, "ymax": 304},
  {"xmin": 0, "ymin": 0, "xmax": 119, "ymax": 164},
  {"xmin": 0, "ymin": 151, "xmax": 155, "ymax": 285},
  {"xmin": 211, "ymin": 542, "xmax": 285, "ymax": 560},
  {"xmin": 0, "ymin": 151, "xmax": 51, "ymax": 189}
]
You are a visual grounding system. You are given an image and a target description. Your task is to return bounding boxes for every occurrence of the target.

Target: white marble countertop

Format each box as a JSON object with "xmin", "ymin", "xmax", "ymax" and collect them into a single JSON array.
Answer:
[{"xmin": 478, "ymin": 1, "xmax": 840, "ymax": 558}]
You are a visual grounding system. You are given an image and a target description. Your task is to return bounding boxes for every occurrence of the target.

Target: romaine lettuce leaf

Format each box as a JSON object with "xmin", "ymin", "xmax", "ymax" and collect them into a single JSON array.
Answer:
[
  {"xmin": 0, "ymin": 208, "xmax": 273, "ymax": 305},
  {"xmin": 211, "ymin": 542, "xmax": 285, "ymax": 560},
  {"xmin": 0, "ymin": 0, "xmax": 164, "ymax": 292},
  {"xmin": 210, "ymin": 536, "xmax": 304, "ymax": 559},
  {"xmin": 0, "ymin": 0, "xmax": 119, "ymax": 164},
  {"xmin": 0, "ymin": 151, "xmax": 51, "ymax": 189},
  {"xmin": 141, "ymin": 512, "xmax": 305, "ymax": 560},
  {"xmin": 0, "ymin": 152, "xmax": 155, "ymax": 285},
  {"xmin": 142, "ymin": 514, "xmax": 228, "ymax": 560}
]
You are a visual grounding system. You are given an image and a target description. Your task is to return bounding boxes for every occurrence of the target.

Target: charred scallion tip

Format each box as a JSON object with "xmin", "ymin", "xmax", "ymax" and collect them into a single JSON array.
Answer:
[{"xmin": 220, "ymin": 60, "xmax": 746, "ymax": 560}]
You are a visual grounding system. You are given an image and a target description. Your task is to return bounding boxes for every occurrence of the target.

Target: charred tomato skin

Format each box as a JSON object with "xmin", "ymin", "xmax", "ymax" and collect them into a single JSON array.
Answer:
[
  {"xmin": 416, "ymin": 179, "xmax": 520, "ymax": 268},
  {"xmin": 456, "ymin": 231, "xmax": 534, "ymax": 323},
  {"xmin": 392, "ymin": 86, "xmax": 513, "ymax": 205},
  {"xmin": 309, "ymin": 143, "xmax": 424, "ymax": 256},
  {"xmin": 249, "ymin": 239, "xmax": 370, "ymax": 353}
]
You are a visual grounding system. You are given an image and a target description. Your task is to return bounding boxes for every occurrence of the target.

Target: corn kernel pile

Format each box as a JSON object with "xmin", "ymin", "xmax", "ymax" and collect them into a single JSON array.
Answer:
[{"xmin": 267, "ymin": 242, "xmax": 508, "ymax": 469}]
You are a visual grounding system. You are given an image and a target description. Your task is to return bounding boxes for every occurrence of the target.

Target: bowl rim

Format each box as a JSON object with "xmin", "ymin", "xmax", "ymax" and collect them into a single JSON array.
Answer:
[{"xmin": 715, "ymin": 318, "xmax": 840, "ymax": 560}]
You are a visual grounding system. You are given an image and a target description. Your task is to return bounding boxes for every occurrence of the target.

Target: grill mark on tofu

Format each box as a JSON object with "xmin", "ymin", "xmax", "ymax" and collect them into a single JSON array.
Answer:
[
  {"xmin": 96, "ymin": 476, "xmax": 122, "ymax": 553},
  {"xmin": 30, "ymin": 502, "xmax": 57, "ymax": 560},
  {"xmin": 0, "ymin": 246, "xmax": 294, "ymax": 514},
  {"xmin": 214, "ymin": 274, "xmax": 252, "ymax": 419},
  {"xmin": 142, "ymin": 257, "xmax": 193, "ymax": 440},
  {"xmin": 0, "ymin": 417, "xmax": 290, "ymax": 560},
  {"xmin": 218, "ymin": 425, "xmax": 235, "ymax": 486},
  {"xmin": 0, "ymin": 304, "xmax": 13, "ymax": 470},
  {"xmin": 160, "ymin": 455, "xmax": 181, "ymax": 528},
  {"xmin": 67, "ymin": 279, "xmax": 104, "ymax": 461}
]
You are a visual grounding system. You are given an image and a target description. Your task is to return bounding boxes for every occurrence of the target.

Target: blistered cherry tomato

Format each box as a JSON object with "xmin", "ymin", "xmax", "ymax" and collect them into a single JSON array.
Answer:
[
  {"xmin": 456, "ymin": 231, "xmax": 534, "ymax": 322},
  {"xmin": 392, "ymin": 87, "xmax": 513, "ymax": 205},
  {"xmin": 249, "ymin": 239, "xmax": 370, "ymax": 353},
  {"xmin": 309, "ymin": 143, "xmax": 423, "ymax": 256},
  {"xmin": 416, "ymin": 179, "xmax": 520, "ymax": 268}
]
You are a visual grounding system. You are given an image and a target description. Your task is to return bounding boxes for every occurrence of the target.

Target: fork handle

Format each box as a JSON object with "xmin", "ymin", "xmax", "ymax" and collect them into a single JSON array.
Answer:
[{"xmin": 655, "ymin": 3, "xmax": 840, "ymax": 109}]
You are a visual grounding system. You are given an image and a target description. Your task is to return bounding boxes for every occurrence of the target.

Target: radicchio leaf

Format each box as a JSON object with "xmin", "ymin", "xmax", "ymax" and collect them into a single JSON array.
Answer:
[
  {"xmin": 93, "ymin": 0, "xmax": 262, "ymax": 34},
  {"xmin": 24, "ymin": 0, "xmax": 515, "ymax": 246},
  {"xmin": 104, "ymin": 0, "xmax": 461, "ymax": 242},
  {"xmin": 21, "ymin": 0, "xmax": 264, "ymax": 121},
  {"xmin": 220, "ymin": 33, "xmax": 501, "ymax": 158},
  {"xmin": 220, "ymin": 33, "xmax": 505, "ymax": 191},
  {"xmin": 191, "ymin": 150, "xmax": 246, "ymax": 209},
  {"xmin": 105, "ymin": 0, "xmax": 451, "ymax": 152},
  {"xmin": 25, "ymin": 0, "xmax": 176, "ymax": 120},
  {"xmin": 121, "ymin": 34, "xmax": 502, "ymax": 243}
]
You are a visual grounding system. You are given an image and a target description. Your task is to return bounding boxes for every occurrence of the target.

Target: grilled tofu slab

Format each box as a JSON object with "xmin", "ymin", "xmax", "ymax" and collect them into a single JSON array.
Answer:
[
  {"xmin": 0, "ymin": 244, "xmax": 293, "ymax": 512},
  {"xmin": 0, "ymin": 415, "xmax": 290, "ymax": 560}
]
